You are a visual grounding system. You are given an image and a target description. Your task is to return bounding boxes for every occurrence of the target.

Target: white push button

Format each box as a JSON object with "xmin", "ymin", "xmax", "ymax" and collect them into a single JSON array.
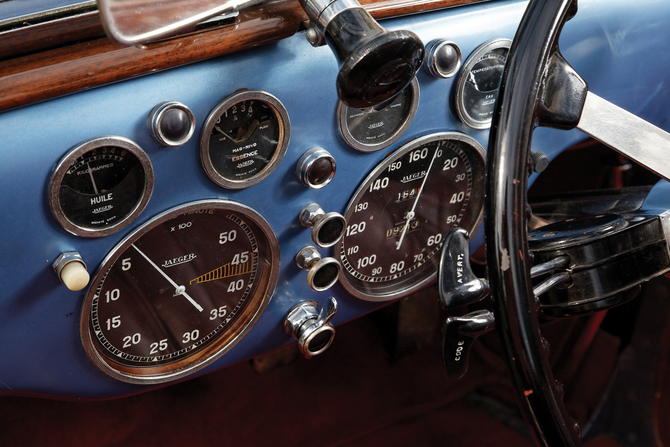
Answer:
[
  {"xmin": 53, "ymin": 252, "xmax": 90, "ymax": 291},
  {"xmin": 60, "ymin": 261, "xmax": 90, "ymax": 291}
]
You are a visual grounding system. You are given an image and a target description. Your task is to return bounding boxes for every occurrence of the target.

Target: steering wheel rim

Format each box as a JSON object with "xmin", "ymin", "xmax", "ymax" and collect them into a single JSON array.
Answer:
[{"xmin": 485, "ymin": 0, "xmax": 584, "ymax": 445}]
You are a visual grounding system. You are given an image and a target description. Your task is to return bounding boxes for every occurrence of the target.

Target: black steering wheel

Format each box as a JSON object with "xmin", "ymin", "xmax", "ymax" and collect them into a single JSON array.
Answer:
[{"xmin": 485, "ymin": 0, "xmax": 585, "ymax": 445}]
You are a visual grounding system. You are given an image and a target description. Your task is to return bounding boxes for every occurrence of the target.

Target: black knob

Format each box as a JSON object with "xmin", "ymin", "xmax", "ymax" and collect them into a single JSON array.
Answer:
[
  {"xmin": 300, "ymin": 0, "xmax": 424, "ymax": 108},
  {"xmin": 438, "ymin": 227, "xmax": 490, "ymax": 309},
  {"xmin": 442, "ymin": 310, "xmax": 495, "ymax": 379}
]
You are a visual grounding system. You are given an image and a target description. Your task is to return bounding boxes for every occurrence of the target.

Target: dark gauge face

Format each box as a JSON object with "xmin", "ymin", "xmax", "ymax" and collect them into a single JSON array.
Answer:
[
  {"xmin": 338, "ymin": 132, "xmax": 486, "ymax": 301},
  {"xmin": 455, "ymin": 38, "xmax": 511, "ymax": 129},
  {"xmin": 338, "ymin": 78, "xmax": 420, "ymax": 152},
  {"xmin": 201, "ymin": 90, "xmax": 290, "ymax": 189},
  {"xmin": 81, "ymin": 200, "xmax": 280, "ymax": 384},
  {"xmin": 49, "ymin": 137, "xmax": 154, "ymax": 237}
]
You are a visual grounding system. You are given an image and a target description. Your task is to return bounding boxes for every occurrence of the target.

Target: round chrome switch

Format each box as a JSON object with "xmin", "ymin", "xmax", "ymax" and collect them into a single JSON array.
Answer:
[{"xmin": 148, "ymin": 101, "xmax": 196, "ymax": 147}]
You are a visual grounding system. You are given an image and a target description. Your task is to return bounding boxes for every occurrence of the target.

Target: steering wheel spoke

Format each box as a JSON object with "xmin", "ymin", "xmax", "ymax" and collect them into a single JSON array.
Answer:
[{"xmin": 577, "ymin": 92, "xmax": 670, "ymax": 182}]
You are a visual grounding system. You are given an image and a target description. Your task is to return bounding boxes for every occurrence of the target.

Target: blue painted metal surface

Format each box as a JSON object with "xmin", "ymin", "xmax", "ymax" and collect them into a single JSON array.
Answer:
[{"xmin": 1, "ymin": 0, "xmax": 670, "ymax": 398}]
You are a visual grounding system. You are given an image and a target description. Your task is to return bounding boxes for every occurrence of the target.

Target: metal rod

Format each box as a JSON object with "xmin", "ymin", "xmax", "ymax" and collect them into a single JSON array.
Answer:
[
  {"xmin": 530, "ymin": 256, "xmax": 570, "ymax": 278},
  {"xmin": 533, "ymin": 272, "xmax": 571, "ymax": 297}
]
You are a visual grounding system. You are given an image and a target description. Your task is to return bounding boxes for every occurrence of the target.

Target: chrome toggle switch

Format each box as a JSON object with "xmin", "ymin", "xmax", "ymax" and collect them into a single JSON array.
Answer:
[
  {"xmin": 299, "ymin": 203, "xmax": 346, "ymax": 248},
  {"xmin": 295, "ymin": 245, "xmax": 341, "ymax": 292},
  {"xmin": 283, "ymin": 297, "xmax": 338, "ymax": 358}
]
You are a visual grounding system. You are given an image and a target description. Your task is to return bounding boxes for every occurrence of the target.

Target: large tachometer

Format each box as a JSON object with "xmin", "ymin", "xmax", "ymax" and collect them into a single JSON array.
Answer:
[
  {"xmin": 80, "ymin": 200, "xmax": 280, "ymax": 384},
  {"xmin": 338, "ymin": 132, "xmax": 485, "ymax": 301}
]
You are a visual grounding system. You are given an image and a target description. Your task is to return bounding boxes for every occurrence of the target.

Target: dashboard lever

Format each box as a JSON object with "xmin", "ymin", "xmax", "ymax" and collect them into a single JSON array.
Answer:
[
  {"xmin": 442, "ymin": 309, "xmax": 495, "ymax": 380},
  {"xmin": 438, "ymin": 227, "xmax": 490, "ymax": 309},
  {"xmin": 299, "ymin": 0, "xmax": 424, "ymax": 108}
]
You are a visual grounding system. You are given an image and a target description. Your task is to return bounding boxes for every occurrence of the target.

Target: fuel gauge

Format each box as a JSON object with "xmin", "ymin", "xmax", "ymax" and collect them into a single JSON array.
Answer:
[
  {"xmin": 48, "ymin": 136, "xmax": 154, "ymax": 237},
  {"xmin": 200, "ymin": 90, "xmax": 290, "ymax": 189}
]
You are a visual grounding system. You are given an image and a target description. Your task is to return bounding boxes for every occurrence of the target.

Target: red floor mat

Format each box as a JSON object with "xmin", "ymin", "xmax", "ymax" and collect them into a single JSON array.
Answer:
[{"xmin": 0, "ymin": 307, "xmax": 622, "ymax": 446}]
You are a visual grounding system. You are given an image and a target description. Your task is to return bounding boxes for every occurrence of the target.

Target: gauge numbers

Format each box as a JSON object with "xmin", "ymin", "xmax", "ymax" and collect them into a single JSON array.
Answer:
[
  {"xmin": 339, "ymin": 133, "xmax": 485, "ymax": 301},
  {"xmin": 200, "ymin": 90, "xmax": 290, "ymax": 189},
  {"xmin": 81, "ymin": 200, "xmax": 279, "ymax": 384},
  {"xmin": 454, "ymin": 38, "xmax": 511, "ymax": 129},
  {"xmin": 49, "ymin": 136, "xmax": 154, "ymax": 237}
]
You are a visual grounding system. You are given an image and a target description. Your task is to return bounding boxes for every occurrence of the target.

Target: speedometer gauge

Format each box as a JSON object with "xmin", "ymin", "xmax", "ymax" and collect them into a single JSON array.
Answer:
[
  {"xmin": 338, "ymin": 132, "xmax": 485, "ymax": 302},
  {"xmin": 80, "ymin": 200, "xmax": 280, "ymax": 384}
]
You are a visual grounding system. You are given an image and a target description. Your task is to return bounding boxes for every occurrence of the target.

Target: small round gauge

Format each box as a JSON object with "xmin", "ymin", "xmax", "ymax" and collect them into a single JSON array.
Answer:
[
  {"xmin": 338, "ymin": 132, "xmax": 486, "ymax": 302},
  {"xmin": 454, "ymin": 38, "xmax": 511, "ymax": 129},
  {"xmin": 200, "ymin": 90, "xmax": 290, "ymax": 189},
  {"xmin": 338, "ymin": 78, "xmax": 419, "ymax": 152},
  {"xmin": 48, "ymin": 136, "xmax": 154, "ymax": 238},
  {"xmin": 80, "ymin": 200, "xmax": 280, "ymax": 384}
]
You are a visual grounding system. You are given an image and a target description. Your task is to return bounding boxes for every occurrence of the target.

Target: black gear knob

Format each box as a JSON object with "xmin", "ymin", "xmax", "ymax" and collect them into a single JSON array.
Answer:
[{"xmin": 301, "ymin": 0, "xmax": 424, "ymax": 108}]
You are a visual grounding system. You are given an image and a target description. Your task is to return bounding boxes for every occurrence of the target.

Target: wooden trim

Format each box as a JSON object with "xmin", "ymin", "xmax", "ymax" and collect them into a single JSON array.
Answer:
[
  {"xmin": 0, "ymin": 0, "xmax": 485, "ymax": 113},
  {"xmin": 0, "ymin": 12, "xmax": 104, "ymax": 61}
]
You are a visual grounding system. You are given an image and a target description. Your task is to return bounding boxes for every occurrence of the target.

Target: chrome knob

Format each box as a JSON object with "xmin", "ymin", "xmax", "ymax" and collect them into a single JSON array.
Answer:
[
  {"xmin": 283, "ymin": 297, "xmax": 338, "ymax": 358},
  {"xmin": 299, "ymin": 203, "xmax": 346, "ymax": 248},
  {"xmin": 295, "ymin": 246, "xmax": 341, "ymax": 292},
  {"xmin": 148, "ymin": 101, "xmax": 196, "ymax": 147},
  {"xmin": 295, "ymin": 147, "xmax": 337, "ymax": 189},
  {"xmin": 424, "ymin": 40, "xmax": 462, "ymax": 79}
]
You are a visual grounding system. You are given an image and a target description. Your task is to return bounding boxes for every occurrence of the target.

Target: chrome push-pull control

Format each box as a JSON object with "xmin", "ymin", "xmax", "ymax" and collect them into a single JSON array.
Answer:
[
  {"xmin": 296, "ymin": 147, "xmax": 337, "ymax": 189},
  {"xmin": 299, "ymin": 203, "xmax": 346, "ymax": 248},
  {"xmin": 295, "ymin": 245, "xmax": 341, "ymax": 292},
  {"xmin": 283, "ymin": 297, "xmax": 338, "ymax": 358},
  {"xmin": 299, "ymin": 0, "xmax": 424, "ymax": 108}
]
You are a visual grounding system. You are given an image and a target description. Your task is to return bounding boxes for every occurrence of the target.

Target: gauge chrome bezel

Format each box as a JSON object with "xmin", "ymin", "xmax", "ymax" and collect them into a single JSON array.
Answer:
[
  {"xmin": 48, "ymin": 136, "xmax": 155, "ymax": 238},
  {"xmin": 337, "ymin": 78, "xmax": 420, "ymax": 152},
  {"xmin": 454, "ymin": 38, "xmax": 512, "ymax": 129},
  {"xmin": 200, "ymin": 90, "xmax": 291, "ymax": 189},
  {"xmin": 80, "ymin": 199, "xmax": 281, "ymax": 385},
  {"xmin": 338, "ymin": 132, "xmax": 486, "ymax": 302}
]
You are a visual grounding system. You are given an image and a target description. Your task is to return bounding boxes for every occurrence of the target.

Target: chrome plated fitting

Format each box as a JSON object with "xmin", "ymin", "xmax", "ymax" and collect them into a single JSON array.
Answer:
[{"xmin": 283, "ymin": 297, "xmax": 338, "ymax": 358}]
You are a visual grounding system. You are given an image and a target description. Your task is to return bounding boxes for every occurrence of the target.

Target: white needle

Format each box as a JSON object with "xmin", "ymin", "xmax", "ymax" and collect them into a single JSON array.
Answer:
[
  {"xmin": 468, "ymin": 72, "xmax": 481, "ymax": 92},
  {"xmin": 87, "ymin": 163, "xmax": 99, "ymax": 195},
  {"xmin": 396, "ymin": 147, "xmax": 440, "ymax": 250},
  {"xmin": 131, "ymin": 244, "xmax": 203, "ymax": 312},
  {"xmin": 214, "ymin": 125, "xmax": 236, "ymax": 142}
]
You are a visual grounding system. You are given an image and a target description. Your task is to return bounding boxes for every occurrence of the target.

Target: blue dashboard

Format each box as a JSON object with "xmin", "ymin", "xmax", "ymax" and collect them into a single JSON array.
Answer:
[{"xmin": 2, "ymin": 0, "xmax": 670, "ymax": 398}]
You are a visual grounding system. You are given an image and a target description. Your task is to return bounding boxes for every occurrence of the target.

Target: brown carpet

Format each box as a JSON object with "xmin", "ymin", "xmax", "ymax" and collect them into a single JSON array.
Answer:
[{"xmin": 0, "ymin": 299, "xmax": 621, "ymax": 447}]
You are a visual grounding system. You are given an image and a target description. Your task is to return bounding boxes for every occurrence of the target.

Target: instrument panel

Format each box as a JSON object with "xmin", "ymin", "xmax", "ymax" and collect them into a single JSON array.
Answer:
[{"xmin": 3, "ymin": 0, "xmax": 661, "ymax": 397}]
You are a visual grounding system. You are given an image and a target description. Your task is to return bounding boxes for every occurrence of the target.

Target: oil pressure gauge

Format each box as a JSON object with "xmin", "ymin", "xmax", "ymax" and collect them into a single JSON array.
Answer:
[
  {"xmin": 454, "ymin": 38, "xmax": 511, "ymax": 129},
  {"xmin": 48, "ymin": 136, "xmax": 154, "ymax": 238},
  {"xmin": 338, "ymin": 78, "xmax": 419, "ymax": 152},
  {"xmin": 201, "ymin": 90, "xmax": 290, "ymax": 189}
]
